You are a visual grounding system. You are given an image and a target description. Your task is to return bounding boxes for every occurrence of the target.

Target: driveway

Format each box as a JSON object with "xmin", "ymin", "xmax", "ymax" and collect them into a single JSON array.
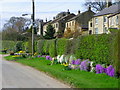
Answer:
[{"xmin": 1, "ymin": 54, "xmax": 70, "ymax": 88}]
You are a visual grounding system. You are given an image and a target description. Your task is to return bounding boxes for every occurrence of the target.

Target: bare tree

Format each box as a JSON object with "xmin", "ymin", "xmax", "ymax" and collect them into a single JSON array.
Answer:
[{"xmin": 84, "ymin": 0, "xmax": 112, "ymax": 12}]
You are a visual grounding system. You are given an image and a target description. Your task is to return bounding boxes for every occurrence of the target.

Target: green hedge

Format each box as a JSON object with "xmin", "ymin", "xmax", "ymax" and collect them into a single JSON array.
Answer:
[
  {"xmin": 49, "ymin": 39, "xmax": 57, "ymax": 57},
  {"xmin": 75, "ymin": 34, "xmax": 114, "ymax": 65},
  {"xmin": 37, "ymin": 39, "xmax": 45, "ymax": 55},
  {"xmin": 2, "ymin": 32, "xmax": 119, "ymax": 74},
  {"xmin": 43, "ymin": 40, "xmax": 51, "ymax": 55},
  {"xmin": 56, "ymin": 38, "xmax": 69, "ymax": 55}
]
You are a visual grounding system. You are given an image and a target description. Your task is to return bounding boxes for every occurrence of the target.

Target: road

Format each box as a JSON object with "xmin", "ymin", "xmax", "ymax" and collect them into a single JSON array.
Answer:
[{"xmin": 1, "ymin": 55, "xmax": 70, "ymax": 88}]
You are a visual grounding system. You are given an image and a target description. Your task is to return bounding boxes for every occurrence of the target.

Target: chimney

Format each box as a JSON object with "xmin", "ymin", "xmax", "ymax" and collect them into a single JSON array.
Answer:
[
  {"xmin": 53, "ymin": 17, "xmax": 55, "ymax": 20},
  {"xmin": 106, "ymin": 0, "xmax": 112, "ymax": 7},
  {"xmin": 88, "ymin": 6, "xmax": 91, "ymax": 11},
  {"xmin": 78, "ymin": 10, "xmax": 80, "ymax": 14},
  {"xmin": 67, "ymin": 9, "xmax": 70, "ymax": 15},
  {"xmin": 46, "ymin": 18, "xmax": 47, "ymax": 22}
]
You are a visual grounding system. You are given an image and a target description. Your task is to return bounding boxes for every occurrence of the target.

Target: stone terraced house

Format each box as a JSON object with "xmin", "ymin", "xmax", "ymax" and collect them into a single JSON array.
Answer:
[
  {"xmin": 64, "ymin": 7, "xmax": 95, "ymax": 36},
  {"xmin": 43, "ymin": 10, "xmax": 76, "ymax": 37},
  {"xmin": 89, "ymin": 3, "xmax": 120, "ymax": 34}
]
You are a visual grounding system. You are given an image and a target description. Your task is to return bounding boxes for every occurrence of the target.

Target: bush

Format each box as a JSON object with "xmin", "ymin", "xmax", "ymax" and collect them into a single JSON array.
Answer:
[
  {"xmin": 56, "ymin": 38, "xmax": 68, "ymax": 55},
  {"xmin": 49, "ymin": 39, "xmax": 57, "ymax": 57},
  {"xmin": 1, "ymin": 41, "xmax": 16, "ymax": 52},
  {"xmin": 75, "ymin": 34, "xmax": 114, "ymax": 65},
  {"xmin": 37, "ymin": 39, "xmax": 45, "ymax": 55},
  {"xmin": 15, "ymin": 41, "xmax": 23, "ymax": 52},
  {"xmin": 65, "ymin": 39, "xmax": 76, "ymax": 55},
  {"xmin": 43, "ymin": 40, "xmax": 50, "ymax": 55}
]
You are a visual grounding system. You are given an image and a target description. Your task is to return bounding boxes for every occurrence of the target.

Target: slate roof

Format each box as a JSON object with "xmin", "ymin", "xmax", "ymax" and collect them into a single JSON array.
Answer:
[
  {"xmin": 94, "ymin": 3, "xmax": 120, "ymax": 16},
  {"xmin": 50, "ymin": 13, "xmax": 76, "ymax": 24},
  {"xmin": 108, "ymin": 9, "xmax": 120, "ymax": 18}
]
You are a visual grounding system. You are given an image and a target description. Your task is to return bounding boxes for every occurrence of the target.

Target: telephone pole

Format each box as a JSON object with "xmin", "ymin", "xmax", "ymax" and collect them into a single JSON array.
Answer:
[{"xmin": 32, "ymin": 0, "xmax": 35, "ymax": 56}]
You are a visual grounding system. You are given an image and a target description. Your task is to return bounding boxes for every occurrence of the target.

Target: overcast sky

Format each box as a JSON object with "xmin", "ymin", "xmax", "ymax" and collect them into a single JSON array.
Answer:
[{"xmin": 0, "ymin": 0, "xmax": 88, "ymax": 30}]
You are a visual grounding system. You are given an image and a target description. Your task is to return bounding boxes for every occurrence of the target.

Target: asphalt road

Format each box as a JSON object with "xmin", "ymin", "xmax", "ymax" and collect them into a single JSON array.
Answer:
[{"xmin": 1, "ymin": 55, "xmax": 70, "ymax": 88}]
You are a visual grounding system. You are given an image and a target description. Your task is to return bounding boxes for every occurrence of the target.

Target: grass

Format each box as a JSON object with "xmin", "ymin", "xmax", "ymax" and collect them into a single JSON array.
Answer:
[
  {"xmin": 0, "ymin": 52, "xmax": 8, "ymax": 54},
  {"xmin": 4, "ymin": 55, "xmax": 120, "ymax": 88}
]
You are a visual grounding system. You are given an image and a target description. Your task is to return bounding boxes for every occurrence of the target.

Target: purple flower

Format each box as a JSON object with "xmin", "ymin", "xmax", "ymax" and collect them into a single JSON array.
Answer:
[
  {"xmin": 71, "ymin": 60, "xmax": 75, "ymax": 64},
  {"xmin": 49, "ymin": 57, "xmax": 52, "ymax": 61},
  {"xmin": 37, "ymin": 55, "xmax": 41, "ymax": 57},
  {"xmin": 95, "ymin": 64, "xmax": 105, "ymax": 74},
  {"xmin": 46, "ymin": 56, "xmax": 51, "ymax": 60},
  {"xmin": 75, "ymin": 59, "xmax": 81, "ymax": 65},
  {"xmin": 41, "ymin": 55, "xmax": 45, "ymax": 57},
  {"xmin": 80, "ymin": 60, "xmax": 90, "ymax": 71},
  {"xmin": 106, "ymin": 65, "xmax": 115, "ymax": 77}
]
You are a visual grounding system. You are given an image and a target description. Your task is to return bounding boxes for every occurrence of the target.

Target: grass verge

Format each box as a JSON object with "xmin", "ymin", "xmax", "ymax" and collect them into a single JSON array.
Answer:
[{"xmin": 4, "ymin": 55, "xmax": 120, "ymax": 88}]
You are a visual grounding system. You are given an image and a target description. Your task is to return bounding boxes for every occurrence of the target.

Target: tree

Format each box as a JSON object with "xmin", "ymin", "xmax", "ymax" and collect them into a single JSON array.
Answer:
[
  {"xmin": 3, "ymin": 17, "xmax": 31, "ymax": 32},
  {"xmin": 44, "ymin": 24, "xmax": 55, "ymax": 39},
  {"xmin": 84, "ymin": 0, "xmax": 112, "ymax": 12}
]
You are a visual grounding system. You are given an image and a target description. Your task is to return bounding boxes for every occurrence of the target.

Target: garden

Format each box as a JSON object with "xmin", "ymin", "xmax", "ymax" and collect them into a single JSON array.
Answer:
[{"xmin": 2, "ymin": 31, "xmax": 120, "ymax": 88}]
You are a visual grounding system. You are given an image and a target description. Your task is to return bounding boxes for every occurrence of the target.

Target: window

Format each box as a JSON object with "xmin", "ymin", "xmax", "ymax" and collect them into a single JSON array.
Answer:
[
  {"xmin": 72, "ymin": 21, "xmax": 74, "ymax": 26},
  {"xmin": 116, "ymin": 16, "xmax": 119, "ymax": 25},
  {"xmin": 95, "ymin": 28, "xmax": 98, "ymax": 34},
  {"xmin": 103, "ymin": 27, "xmax": 107, "ymax": 33},
  {"xmin": 69, "ymin": 22, "xmax": 71, "ymax": 26},
  {"xmin": 104, "ymin": 16, "xmax": 107, "ymax": 23},
  {"xmin": 95, "ymin": 18, "xmax": 98, "ymax": 24},
  {"xmin": 90, "ymin": 23, "xmax": 92, "ymax": 27},
  {"xmin": 56, "ymin": 23, "xmax": 58, "ymax": 28}
]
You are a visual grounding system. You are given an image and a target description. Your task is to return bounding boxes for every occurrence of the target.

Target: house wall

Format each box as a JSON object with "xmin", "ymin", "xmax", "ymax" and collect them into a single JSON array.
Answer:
[
  {"xmin": 64, "ymin": 20, "xmax": 76, "ymax": 32},
  {"xmin": 52, "ymin": 22, "xmax": 59, "ymax": 32},
  {"xmin": 109, "ymin": 13, "xmax": 120, "ymax": 29},
  {"xmin": 89, "ymin": 14, "xmax": 111, "ymax": 34},
  {"xmin": 43, "ymin": 24, "xmax": 48, "ymax": 36}
]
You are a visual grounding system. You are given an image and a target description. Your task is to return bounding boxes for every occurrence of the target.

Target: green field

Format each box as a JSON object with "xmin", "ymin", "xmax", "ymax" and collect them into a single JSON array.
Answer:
[{"xmin": 4, "ymin": 55, "xmax": 120, "ymax": 88}]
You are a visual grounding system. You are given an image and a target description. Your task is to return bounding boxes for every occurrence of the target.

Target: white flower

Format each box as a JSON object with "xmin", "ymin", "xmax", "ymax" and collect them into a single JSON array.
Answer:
[
  {"xmin": 57, "ymin": 55, "xmax": 61, "ymax": 62},
  {"xmin": 59, "ymin": 55, "xmax": 64, "ymax": 63},
  {"xmin": 64, "ymin": 55, "xmax": 69, "ymax": 63},
  {"xmin": 69, "ymin": 55, "xmax": 76, "ymax": 63}
]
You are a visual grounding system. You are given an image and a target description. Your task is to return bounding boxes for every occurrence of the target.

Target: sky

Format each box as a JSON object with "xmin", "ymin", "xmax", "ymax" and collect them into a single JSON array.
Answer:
[{"xmin": 0, "ymin": 0, "xmax": 88, "ymax": 30}]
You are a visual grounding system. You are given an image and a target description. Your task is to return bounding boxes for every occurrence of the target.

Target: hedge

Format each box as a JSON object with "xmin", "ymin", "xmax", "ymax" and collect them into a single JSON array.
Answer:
[
  {"xmin": 56, "ymin": 38, "xmax": 69, "ymax": 55},
  {"xmin": 49, "ymin": 39, "xmax": 57, "ymax": 57},
  {"xmin": 2, "ymin": 32, "xmax": 119, "ymax": 74},
  {"xmin": 37, "ymin": 39, "xmax": 45, "ymax": 55},
  {"xmin": 75, "ymin": 34, "xmax": 114, "ymax": 65}
]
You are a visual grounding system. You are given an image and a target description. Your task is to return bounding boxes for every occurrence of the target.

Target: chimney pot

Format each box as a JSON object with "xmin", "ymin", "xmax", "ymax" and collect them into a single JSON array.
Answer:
[{"xmin": 78, "ymin": 10, "xmax": 80, "ymax": 14}]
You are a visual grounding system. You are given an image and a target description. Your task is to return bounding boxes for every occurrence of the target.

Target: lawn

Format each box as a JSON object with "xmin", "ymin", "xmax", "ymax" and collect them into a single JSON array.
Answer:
[{"xmin": 4, "ymin": 55, "xmax": 120, "ymax": 88}]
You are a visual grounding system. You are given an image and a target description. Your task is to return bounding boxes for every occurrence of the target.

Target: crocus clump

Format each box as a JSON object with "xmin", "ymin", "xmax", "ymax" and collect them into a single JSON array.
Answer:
[
  {"xmin": 80, "ymin": 60, "xmax": 90, "ymax": 71},
  {"xmin": 106, "ymin": 65, "xmax": 115, "ymax": 77},
  {"xmin": 75, "ymin": 59, "xmax": 81, "ymax": 65},
  {"xmin": 37, "ymin": 55, "xmax": 41, "ymax": 58},
  {"xmin": 71, "ymin": 60, "xmax": 75, "ymax": 65},
  {"xmin": 95, "ymin": 64, "xmax": 105, "ymax": 74},
  {"xmin": 46, "ymin": 56, "xmax": 52, "ymax": 60}
]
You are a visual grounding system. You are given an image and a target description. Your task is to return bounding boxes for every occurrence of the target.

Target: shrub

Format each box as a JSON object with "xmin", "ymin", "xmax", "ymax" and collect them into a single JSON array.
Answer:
[
  {"xmin": 75, "ymin": 34, "xmax": 113, "ymax": 65},
  {"xmin": 49, "ymin": 39, "xmax": 57, "ymax": 57},
  {"xmin": 37, "ymin": 39, "xmax": 45, "ymax": 55},
  {"xmin": 15, "ymin": 41, "xmax": 23, "ymax": 52},
  {"xmin": 56, "ymin": 38, "xmax": 68, "ymax": 55},
  {"xmin": 1, "ymin": 41, "xmax": 16, "ymax": 52},
  {"xmin": 43, "ymin": 40, "xmax": 50, "ymax": 55}
]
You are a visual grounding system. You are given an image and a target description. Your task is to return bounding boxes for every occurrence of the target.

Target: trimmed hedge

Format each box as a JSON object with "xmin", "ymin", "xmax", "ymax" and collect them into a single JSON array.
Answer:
[
  {"xmin": 49, "ymin": 39, "xmax": 57, "ymax": 57},
  {"xmin": 56, "ymin": 38, "xmax": 69, "ymax": 55},
  {"xmin": 2, "ymin": 32, "xmax": 119, "ymax": 74},
  {"xmin": 75, "ymin": 34, "xmax": 114, "ymax": 65},
  {"xmin": 37, "ymin": 39, "xmax": 45, "ymax": 55}
]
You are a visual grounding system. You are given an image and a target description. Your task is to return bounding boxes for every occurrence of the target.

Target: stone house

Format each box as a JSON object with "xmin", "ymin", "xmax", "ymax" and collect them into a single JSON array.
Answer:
[
  {"xmin": 89, "ymin": 3, "xmax": 120, "ymax": 34},
  {"xmin": 108, "ymin": 10, "xmax": 120, "ymax": 29},
  {"xmin": 64, "ymin": 7, "xmax": 95, "ymax": 36},
  {"xmin": 43, "ymin": 10, "xmax": 76, "ymax": 37}
]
